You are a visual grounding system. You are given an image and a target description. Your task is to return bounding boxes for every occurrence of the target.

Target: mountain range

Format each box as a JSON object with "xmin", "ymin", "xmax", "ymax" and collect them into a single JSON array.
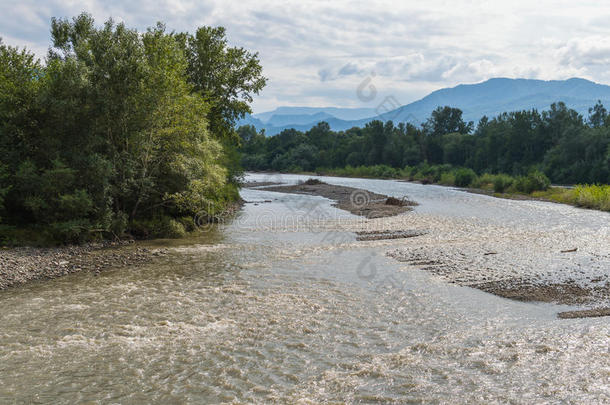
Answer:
[{"xmin": 239, "ymin": 78, "xmax": 610, "ymax": 135}]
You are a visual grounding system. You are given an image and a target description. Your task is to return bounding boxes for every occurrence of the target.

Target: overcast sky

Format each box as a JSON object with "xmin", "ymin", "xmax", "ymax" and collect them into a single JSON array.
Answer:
[{"xmin": 2, "ymin": 1, "xmax": 610, "ymax": 113}]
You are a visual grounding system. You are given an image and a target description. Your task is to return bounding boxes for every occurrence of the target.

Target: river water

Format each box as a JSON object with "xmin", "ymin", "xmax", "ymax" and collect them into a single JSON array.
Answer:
[{"xmin": 0, "ymin": 174, "xmax": 608, "ymax": 403}]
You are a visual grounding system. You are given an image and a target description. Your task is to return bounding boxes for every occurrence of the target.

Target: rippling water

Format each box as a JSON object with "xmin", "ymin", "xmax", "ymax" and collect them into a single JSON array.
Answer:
[{"xmin": 0, "ymin": 174, "xmax": 609, "ymax": 403}]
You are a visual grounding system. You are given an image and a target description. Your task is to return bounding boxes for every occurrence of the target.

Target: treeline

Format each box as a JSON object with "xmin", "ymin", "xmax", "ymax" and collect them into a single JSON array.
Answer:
[
  {"xmin": 322, "ymin": 164, "xmax": 551, "ymax": 193},
  {"xmin": 239, "ymin": 103, "xmax": 610, "ymax": 185},
  {"xmin": 0, "ymin": 13, "xmax": 265, "ymax": 244}
]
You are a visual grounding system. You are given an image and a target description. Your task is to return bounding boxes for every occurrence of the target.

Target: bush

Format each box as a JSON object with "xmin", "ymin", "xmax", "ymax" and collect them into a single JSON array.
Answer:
[
  {"xmin": 439, "ymin": 172, "xmax": 456, "ymax": 186},
  {"xmin": 303, "ymin": 178, "xmax": 324, "ymax": 185},
  {"xmin": 493, "ymin": 174, "xmax": 514, "ymax": 193},
  {"xmin": 528, "ymin": 170, "xmax": 551, "ymax": 191},
  {"xmin": 514, "ymin": 170, "xmax": 551, "ymax": 193},
  {"xmin": 129, "ymin": 216, "xmax": 187, "ymax": 239},
  {"xmin": 454, "ymin": 168, "xmax": 477, "ymax": 187},
  {"xmin": 572, "ymin": 185, "xmax": 610, "ymax": 211},
  {"xmin": 47, "ymin": 219, "xmax": 95, "ymax": 245},
  {"xmin": 470, "ymin": 173, "xmax": 495, "ymax": 189}
]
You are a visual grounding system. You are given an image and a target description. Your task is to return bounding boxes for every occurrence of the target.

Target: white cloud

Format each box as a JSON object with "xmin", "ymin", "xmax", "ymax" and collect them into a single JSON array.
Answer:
[{"xmin": 2, "ymin": 0, "xmax": 610, "ymax": 112}]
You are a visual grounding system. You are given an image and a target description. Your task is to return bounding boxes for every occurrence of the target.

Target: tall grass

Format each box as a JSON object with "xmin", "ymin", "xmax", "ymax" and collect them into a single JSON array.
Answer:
[{"xmin": 572, "ymin": 185, "xmax": 610, "ymax": 211}]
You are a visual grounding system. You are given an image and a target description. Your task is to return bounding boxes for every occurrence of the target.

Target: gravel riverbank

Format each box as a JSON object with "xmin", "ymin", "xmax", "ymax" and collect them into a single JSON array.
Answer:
[
  {"xmin": 255, "ymin": 180, "xmax": 417, "ymax": 218},
  {"xmin": 0, "ymin": 242, "xmax": 168, "ymax": 290},
  {"xmin": 372, "ymin": 213, "xmax": 610, "ymax": 317},
  {"xmin": 247, "ymin": 178, "xmax": 610, "ymax": 317}
]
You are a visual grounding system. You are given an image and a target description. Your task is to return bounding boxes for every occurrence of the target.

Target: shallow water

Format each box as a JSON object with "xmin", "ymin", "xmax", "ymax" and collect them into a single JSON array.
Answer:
[{"xmin": 0, "ymin": 174, "xmax": 609, "ymax": 403}]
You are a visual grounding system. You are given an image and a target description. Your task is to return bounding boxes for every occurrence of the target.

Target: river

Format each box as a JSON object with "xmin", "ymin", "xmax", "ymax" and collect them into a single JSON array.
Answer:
[{"xmin": 0, "ymin": 173, "xmax": 608, "ymax": 403}]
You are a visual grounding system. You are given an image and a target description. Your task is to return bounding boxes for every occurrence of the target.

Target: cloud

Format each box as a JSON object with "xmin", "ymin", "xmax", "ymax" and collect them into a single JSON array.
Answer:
[
  {"xmin": 558, "ymin": 36, "xmax": 610, "ymax": 67},
  {"xmin": 1, "ymin": 0, "xmax": 610, "ymax": 112}
]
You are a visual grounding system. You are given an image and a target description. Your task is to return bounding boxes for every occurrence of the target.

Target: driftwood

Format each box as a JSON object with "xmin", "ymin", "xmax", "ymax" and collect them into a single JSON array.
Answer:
[{"xmin": 560, "ymin": 248, "xmax": 578, "ymax": 253}]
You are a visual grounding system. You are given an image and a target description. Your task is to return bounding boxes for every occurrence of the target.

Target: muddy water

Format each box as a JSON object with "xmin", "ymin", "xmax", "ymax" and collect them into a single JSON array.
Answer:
[{"xmin": 1, "ymin": 174, "xmax": 609, "ymax": 403}]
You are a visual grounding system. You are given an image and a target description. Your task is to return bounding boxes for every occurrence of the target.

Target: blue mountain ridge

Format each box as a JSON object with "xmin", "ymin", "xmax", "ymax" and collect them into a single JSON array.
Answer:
[{"xmin": 238, "ymin": 78, "xmax": 610, "ymax": 135}]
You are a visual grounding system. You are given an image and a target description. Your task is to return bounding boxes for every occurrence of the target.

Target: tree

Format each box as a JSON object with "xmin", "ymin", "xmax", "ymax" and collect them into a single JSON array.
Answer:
[
  {"xmin": 0, "ymin": 39, "xmax": 42, "ymax": 206},
  {"xmin": 0, "ymin": 14, "xmax": 259, "ymax": 243},
  {"xmin": 588, "ymin": 100, "xmax": 608, "ymax": 128},
  {"xmin": 179, "ymin": 27, "xmax": 267, "ymax": 141},
  {"xmin": 424, "ymin": 106, "xmax": 473, "ymax": 136}
]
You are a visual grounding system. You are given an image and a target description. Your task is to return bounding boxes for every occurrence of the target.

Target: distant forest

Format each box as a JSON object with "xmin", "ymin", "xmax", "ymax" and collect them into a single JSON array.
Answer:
[{"xmin": 239, "ymin": 102, "xmax": 610, "ymax": 185}]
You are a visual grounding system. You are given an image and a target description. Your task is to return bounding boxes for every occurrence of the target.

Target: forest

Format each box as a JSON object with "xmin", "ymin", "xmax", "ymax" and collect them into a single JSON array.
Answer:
[
  {"xmin": 239, "ymin": 102, "xmax": 610, "ymax": 185},
  {"xmin": 0, "ymin": 13, "xmax": 265, "ymax": 244}
]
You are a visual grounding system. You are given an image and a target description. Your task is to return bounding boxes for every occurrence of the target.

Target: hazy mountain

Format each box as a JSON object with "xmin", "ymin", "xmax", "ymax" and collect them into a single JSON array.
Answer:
[
  {"xmin": 254, "ymin": 106, "xmax": 377, "ymax": 122},
  {"xmin": 237, "ymin": 114, "xmax": 354, "ymax": 135},
  {"xmin": 372, "ymin": 77, "xmax": 610, "ymax": 126},
  {"xmin": 265, "ymin": 111, "xmax": 336, "ymax": 127},
  {"xmin": 239, "ymin": 78, "xmax": 610, "ymax": 135}
]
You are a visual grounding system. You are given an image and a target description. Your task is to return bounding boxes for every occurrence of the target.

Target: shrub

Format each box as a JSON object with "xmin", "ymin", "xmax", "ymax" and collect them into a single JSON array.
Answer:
[
  {"xmin": 129, "ymin": 216, "xmax": 187, "ymax": 239},
  {"xmin": 471, "ymin": 173, "xmax": 496, "ymax": 189},
  {"xmin": 303, "ymin": 178, "xmax": 324, "ymax": 185},
  {"xmin": 493, "ymin": 174, "xmax": 514, "ymax": 193},
  {"xmin": 514, "ymin": 170, "xmax": 551, "ymax": 193},
  {"xmin": 454, "ymin": 168, "xmax": 477, "ymax": 187},
  {"xmin": 439, "ymin": 172, "xmax": 456, "ymax": 186},
  {"xmin": 572, "ymin": 185, "xmax": 610, "ymax": 211},
  {"xmin": 528, "ymin": 170, "xmax": 551, "ymax": 191},
  {"xmin": 47, "ymin": 219, "xmax": 94, "ymax": 245}
]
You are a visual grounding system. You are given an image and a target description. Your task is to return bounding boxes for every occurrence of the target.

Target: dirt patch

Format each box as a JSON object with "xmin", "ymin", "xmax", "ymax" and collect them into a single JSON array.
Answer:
[
  {"xmin": 558, "ymin": 308, "xmax": 610, "ymax": 319},
  {"xmin": 356, "ymin": 230, "xmax": 427, "ymax": 241},
  {"xmin": 0, "ymin": 242, "xmax": 168, "ymax": 290},
  {"xmin": 264, "ymin": 180, "xmax": 417, "ymax": 218},
  {"xmin": 470, "ymin": 280, "xmax": 599, "ymax": 305}
]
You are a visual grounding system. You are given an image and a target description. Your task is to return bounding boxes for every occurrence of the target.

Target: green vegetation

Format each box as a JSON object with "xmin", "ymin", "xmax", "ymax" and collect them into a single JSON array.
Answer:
[
  {"xmin": 239, "ymin": 102, "xmax": 610, "ymax": 212},
  {"xmin": 240, "ymin": 104, "xmax": 610, "ymax": 184},
  {"xmin": 0, "ymin": 13, "xmax": 265, "ymax": 244},
  {"xmin": 316, "ymin": 164, "xmax": 551, "ymax": 193},
  {"xmin": 317, "ymin": 164, "xmax": 610, "ymax": 212},
  {"xmin": 533, "ymin": 185, "xmax": 610, "ymax": 212}
]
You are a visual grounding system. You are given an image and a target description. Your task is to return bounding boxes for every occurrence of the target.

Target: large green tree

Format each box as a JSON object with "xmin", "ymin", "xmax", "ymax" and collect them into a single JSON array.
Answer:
[
  {"xmin": 179, "ymin": 27, "xmax": 267, "ymax": 141},
  {"xmin": 0, "ymin": 14, "xmax": 262, "ymax": 244}
]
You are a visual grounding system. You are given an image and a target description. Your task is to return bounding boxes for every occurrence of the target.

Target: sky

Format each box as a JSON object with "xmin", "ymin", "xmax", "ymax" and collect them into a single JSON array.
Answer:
[{"xmin": 2, "ymin": 0, "xmax": 610, "ymax": 113}]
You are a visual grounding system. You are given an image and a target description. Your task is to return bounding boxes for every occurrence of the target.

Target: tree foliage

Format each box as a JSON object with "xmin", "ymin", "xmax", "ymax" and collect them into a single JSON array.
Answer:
[
  {"xmin": 179, "ymin": 27, "xmax": 267, "ymax": 141},
  {"xmin": 0, "ymin": 14, "xmax": 265, "ymax": 244},
  {"xmin": 240, "ymin": 102, "xmax": 610, "ymax": 186}
]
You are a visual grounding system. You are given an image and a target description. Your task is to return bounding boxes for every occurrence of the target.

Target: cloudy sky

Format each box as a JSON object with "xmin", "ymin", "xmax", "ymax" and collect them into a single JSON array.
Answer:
[{"xmin": 2, "ymin": 0, "xmax": 610, "ymax": 113}]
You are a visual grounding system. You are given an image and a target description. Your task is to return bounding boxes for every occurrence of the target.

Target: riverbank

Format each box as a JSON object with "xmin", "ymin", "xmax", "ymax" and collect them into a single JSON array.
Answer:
[
  {"xmin": 0, "ymin": 202, "xmax": 245, "ymax": 289},
  {"xmin": 374, "ymin": 212, "xmax": 610, "ymax": 317},
  {"xmin": 0, "ymin": 242, "xmax": 168, "ymax": 290},
  {"xmin": 301, "ymin": 167, "xmax": 610, "ymax": 213},
  {"xmin": 246, "ymin": 174, "xmax": 610, "ymax": 318}
]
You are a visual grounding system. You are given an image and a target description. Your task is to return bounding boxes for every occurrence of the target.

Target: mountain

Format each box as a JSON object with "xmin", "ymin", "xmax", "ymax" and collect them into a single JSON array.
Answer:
[
  {"xmin": 239, "ymin": 78, "xmax": 610, "ymax": 135},
  {"xmin": 237, "ymin": 107, "xmax": 376, "ymax": 135},
  {"xmin": 265, "ymin": 111, "xmax": 336, "ymax": 127},
  {"xmin": 372, "ymin": 77, "xmax": 610, "ymax": 126},
  {"xmin": 254, "ymin": 106, "xmax": 376, "ymax": 122}
]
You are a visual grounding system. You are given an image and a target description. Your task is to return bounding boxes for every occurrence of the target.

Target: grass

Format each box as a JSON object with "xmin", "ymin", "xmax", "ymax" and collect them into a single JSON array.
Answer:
[{"xmin": 534, "ymin": 185, "xmax": 610, "ymax": 212}]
